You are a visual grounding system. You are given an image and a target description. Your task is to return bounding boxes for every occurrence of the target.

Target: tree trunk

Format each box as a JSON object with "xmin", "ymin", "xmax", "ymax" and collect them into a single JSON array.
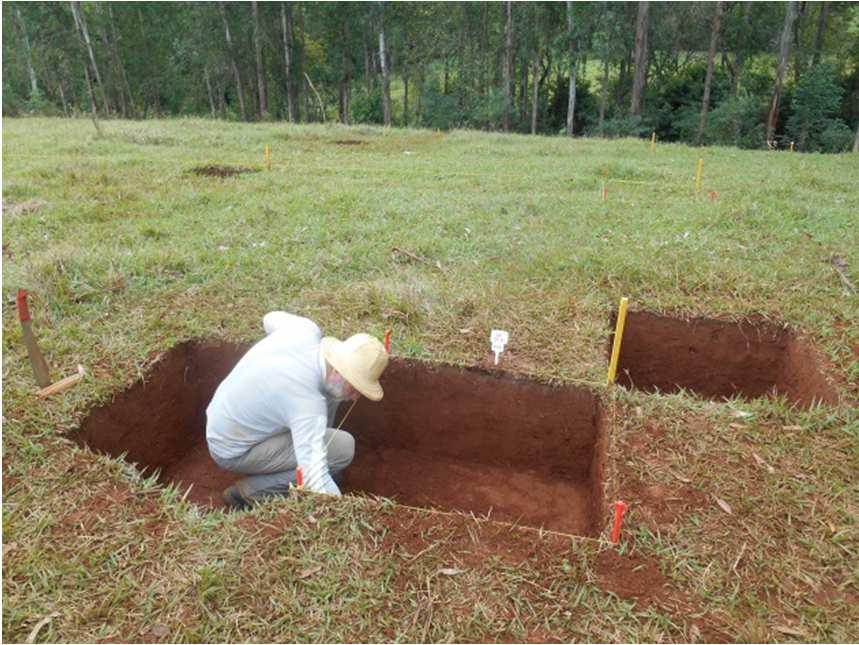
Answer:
[
  {"xmin": 363, "ymin": 23, "xmax": 372, "ymax": 94},
  {"xmin": 565, "ymin": 1, "xmax": 577, "ymax": 136},
  {"xmin": 71, "ymin": 1, "xmax": 110, "ymax": 116},
  {"xmin": 58, "ymin": 75, "xmax": 69, "ymax": 116},
  {"xmin": 96, "ymin": 11, "xmax": 125, "ymax": 118},
  {"xmin": 340, "ymin": 19, "xmax": 351, "ymax": 124},
  {"xmin": 479, "ymin": 2, "xmax": 489, "ymax": 96},
  {"xmin": 519, "ymin": 57, "xmax": 528, "ymax": 126},
  {"xmin": 443, "ymin": 57, "xmax": 449, "ymax": 94},
  {"xmin": 733, "ymin": 2, "xmax": 752, "ymax": 97},
  {"xmin": 204, "ymin": 67, "xmax": 216, "ymax": 117},
  {"xmin": 281, "ymin": 2, "xmax": 299, "ymax": 123},
  {"xmin": 697, "ymin": 1, "xmax": 724, "ymax": 144},
  {"xmin": 403, "ymin": 72, "xmax": 409, "ymax": 126},
  {"xmin": 252, "ymin": 1, "xmax": 268, "ymax": 119},
  {"xmin": 853, "ymin": 123, "xmax": 859, "ymax": 153},
  {"xmin": 630, "ymin": 1, "xmax": 650, "ymax": 117},
  {"xmin": 811, "ymin": 1, "xmax": 830, "ymax": 66},
  {"xmin": 416, "ymin": 66, "xmax": 423, "ymax": 123},
  {"xmin": 107, "ymin": 4, "xmax": 134, "ymax": 117},
  {"xmin": 502, "ymin": 1, "xmax": 513, "ymax": 132},
  {"xmin": 304, "ymin": 72, "xmax": 326, "ymax": 122},
  {"xmin": 598, "ymin": 58, "xmax": 609, "ymax": 134},
  {"xmin": 378, "ymin": 6, "xmax": 392, "ymax": 127},
  {"xmin": 82, "ymin": 64, "xmax": 102, "ymax": 135},
  {"xmin": 766, "ymin": 1, "xmax": 800, "ymax": 144},
  {"xmin": 14, "ymin": 8, "xmax": 39, "ymax": 96},
  {"xmin": 219, "ymin": 1, "xmax": 247, "ymax": 121},
  {"xmin": 530, "ymin": 54, "xmax": 540, "ymax": 135},
  {"xmin": 617, "ymin": 50, "xmax": 629, "ymax": 107},
  {"xmin": 97, "ymin": 23, "xmax": 120, "ymax": 116}
]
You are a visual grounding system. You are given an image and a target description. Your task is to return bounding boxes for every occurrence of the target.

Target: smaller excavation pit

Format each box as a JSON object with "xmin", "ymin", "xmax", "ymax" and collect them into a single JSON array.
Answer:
[
  {"xmin": 609, "ymin": 311, "xmax": 836, "ymax": 408},
  {"xmin": 190, "ymin": 165, "xmax": 258, "ymax": 178},
  {"xmin": 71, "ymin": 342, "xmax": 605, "ymax": 536}
]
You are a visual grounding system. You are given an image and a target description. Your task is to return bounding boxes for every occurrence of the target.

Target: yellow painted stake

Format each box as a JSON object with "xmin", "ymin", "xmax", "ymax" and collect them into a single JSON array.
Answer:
[
  {"xmin": 694, "ymin": 157, "xmax": 704, "ymax": 193},
  {"xmin": 606, "ymin": 297, "xmax": 629, "ymax": 385},
  {"xmin": 650, "ymin": 131, "xmax": 656, "ymax": 152},
  {"xmin": 790, "ymin": 141, "xmax": 795, "ymax": 153},
  {"xmin": 264, "ymin": 145, "xmax": 272, "ymax": 170}
]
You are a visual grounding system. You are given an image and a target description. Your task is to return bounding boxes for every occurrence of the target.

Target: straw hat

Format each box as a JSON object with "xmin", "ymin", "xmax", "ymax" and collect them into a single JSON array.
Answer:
[{"xmin": 321, "ymin": 333, "xmax": 388, "ymax": 401}]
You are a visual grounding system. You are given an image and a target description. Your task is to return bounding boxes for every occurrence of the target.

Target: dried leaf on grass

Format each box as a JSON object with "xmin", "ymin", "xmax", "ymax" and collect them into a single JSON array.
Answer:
[
  {"xmin": 715, "ymin": 497, "xmax": 733, "ymax": 515},
  {"xmin": 150, "ymin": 624, "xmax": 170, "ymax": 638},
  {"xmin": 670, "ymin": 471, "xmax": 692, "ymax": 483},
  {"xmin": 752, "ymin": 452, "xmax": 776, "ymax": 474},
  {"xmin": 774, "ymin": 624, "xmax": 807, "ymax": 637},
  {"xmin": 298, "ymin": 565, "xmax": 323, "ymax": 579},
  {"xmin": 438, "ymin": 567, "xmax": 463, "ymax": 576},
  {"xmin": 25, "ymin": 612, "xmax": 60, "ymax": 644}
]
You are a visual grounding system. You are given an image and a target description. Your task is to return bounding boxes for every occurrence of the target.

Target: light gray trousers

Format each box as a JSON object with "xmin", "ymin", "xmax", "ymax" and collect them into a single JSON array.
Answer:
[{"xmin": 210, "ymin": 426, "xmax": 355, "ymax": 500}]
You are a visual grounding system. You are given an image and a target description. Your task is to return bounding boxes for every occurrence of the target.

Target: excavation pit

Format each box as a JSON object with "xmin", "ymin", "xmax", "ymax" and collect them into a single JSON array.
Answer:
[
  {"xmin": 71, "ymin": 341, "xmax": 605, "ymax": 536},
  {"xmin": 609, "ymin": 311, "xmax": 836, "ymax": 408},
  {"xmin": 190, "ymin": 165, "xmax": 257, "ymax": 178}
]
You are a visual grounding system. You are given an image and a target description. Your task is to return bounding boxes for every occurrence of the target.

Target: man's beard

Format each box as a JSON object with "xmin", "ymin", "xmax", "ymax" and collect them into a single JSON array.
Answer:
[{"xmin": 323, "ymin": 376, "xmax": 351, "ymax": 401}]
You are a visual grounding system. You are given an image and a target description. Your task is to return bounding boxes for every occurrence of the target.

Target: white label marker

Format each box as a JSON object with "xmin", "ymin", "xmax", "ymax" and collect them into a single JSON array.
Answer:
[{"xmin": 490, "ymin": 329, "xmax": 509, "ymax": 365}]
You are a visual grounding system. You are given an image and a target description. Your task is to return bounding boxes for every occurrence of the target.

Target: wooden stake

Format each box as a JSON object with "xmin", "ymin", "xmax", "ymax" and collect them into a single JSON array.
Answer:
[
  {"xmin": 264, "ymin": 144, "xmax": 272, "ymax": 170},
  {"xmin": 606, "ymin": 297, "xmax": 629, "ymax": 385},
  {"xmin": 650, "ymin": 131, "xmax": 656, "ymax": 152},
  {"xmin": 36, "ymin": 364, "xmax": 85, "ymax": 398},
  {"xmin": 610, "ymin": 500, "xmax": 629, "ymax": 543},
  {"xmin": 790, "ymin": 141, "xmax": 795, "ymax": 153},
  {"xmin": 694, "ymin": 158, "xmax": 704, "ymax": 193},
  {"xmin": 601, "ymin": 183, "xmax": 608, "ymax": 202}
]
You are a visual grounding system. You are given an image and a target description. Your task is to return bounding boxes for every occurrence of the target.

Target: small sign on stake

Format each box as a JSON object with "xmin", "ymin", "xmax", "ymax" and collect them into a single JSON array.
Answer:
[{"xmin": 490, "ymin": 329, "xmax": 509, "ymax": 366}]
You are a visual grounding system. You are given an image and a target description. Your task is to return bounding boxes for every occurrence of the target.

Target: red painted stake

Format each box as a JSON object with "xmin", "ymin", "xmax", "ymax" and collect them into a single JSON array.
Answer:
[
  {"xmin": 611, "ymin": 500, "xmax": 629, "ymax": 544},
  {"xmin": 16, "ymin": 289, "xmax": 31, "ymax": 322},
  {"xmin": 383, "ymin": 330, "xmax": 391, "ymax": 353},
  {"xmin": 296, "ymin": 466, "xmax": 304, "ymax": 488}
]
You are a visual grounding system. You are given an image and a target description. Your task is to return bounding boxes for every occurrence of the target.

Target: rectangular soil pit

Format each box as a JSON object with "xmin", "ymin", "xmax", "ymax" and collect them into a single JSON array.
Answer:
[
  {"xmin": 340, "ymin": 359, "xmax": 605, "ymax": 536},
  {"xmin": 609, "ymin": 311, "xmax": 836, "ymax": 408},
  {"xmin": 71, "ymin": 342, "xmax": 605, "ymax": 536}
]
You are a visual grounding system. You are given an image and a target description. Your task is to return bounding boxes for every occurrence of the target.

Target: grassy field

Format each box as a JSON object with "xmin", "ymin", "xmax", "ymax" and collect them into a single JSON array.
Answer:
[{"xmin": 2, "ymin": 117, "xmax": 857, "ymax": 643}]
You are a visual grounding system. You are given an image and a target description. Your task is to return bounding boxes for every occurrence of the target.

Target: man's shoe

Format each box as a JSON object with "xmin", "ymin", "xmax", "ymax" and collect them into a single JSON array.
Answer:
[{"xmin": 222, "ymin": 485, "xmax": 252, "ymax": 510}]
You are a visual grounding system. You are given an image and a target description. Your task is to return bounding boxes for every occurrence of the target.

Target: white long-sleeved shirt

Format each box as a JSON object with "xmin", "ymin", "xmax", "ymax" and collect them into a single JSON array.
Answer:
[{"xmin": 206, "ymin": 312, "xmax": 341, "ymax": 495}]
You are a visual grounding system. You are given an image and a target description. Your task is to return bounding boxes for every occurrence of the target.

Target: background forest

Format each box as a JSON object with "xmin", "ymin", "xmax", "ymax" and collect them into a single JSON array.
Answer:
[{"xmin": 3, "ymin": 1, "xmax": 859, "ymax": 152}]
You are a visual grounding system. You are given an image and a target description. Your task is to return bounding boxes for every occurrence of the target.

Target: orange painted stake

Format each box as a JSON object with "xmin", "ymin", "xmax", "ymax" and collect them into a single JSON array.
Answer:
[
  {"xmin": 384, "ymin": 329, "xmax": 391, "ymax": 353},
  {"xmin": 296, "ymin": 466, "xmax": 304, "ymax": 488},
  {"xmin": 610, "ymin": 500, "xmax": 629, "ymax": 543}
]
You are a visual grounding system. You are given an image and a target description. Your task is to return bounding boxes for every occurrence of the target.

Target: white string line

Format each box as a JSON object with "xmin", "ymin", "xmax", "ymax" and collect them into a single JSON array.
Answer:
[{"xmin": 328, "ymin": 398, "xmax": 357, "ymax": 448}]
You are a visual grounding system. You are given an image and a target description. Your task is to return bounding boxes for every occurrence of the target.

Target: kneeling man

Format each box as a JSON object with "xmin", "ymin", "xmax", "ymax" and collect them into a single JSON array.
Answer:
[{"xmin": 206, "ymin": 311, "xmax": 388, "ymax": 508}]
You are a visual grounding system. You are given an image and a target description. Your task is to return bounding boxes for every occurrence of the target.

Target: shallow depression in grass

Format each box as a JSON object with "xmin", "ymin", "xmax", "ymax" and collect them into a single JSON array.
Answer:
[{"xmin": 70, "ymin": 341, "xmax": 606, "ymax": 536}]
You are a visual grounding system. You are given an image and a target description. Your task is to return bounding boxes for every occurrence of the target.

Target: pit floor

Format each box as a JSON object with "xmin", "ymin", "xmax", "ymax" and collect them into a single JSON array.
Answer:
[{"xmin": 162, "ymin": 439, "xmax": 594, "ymax": 536}]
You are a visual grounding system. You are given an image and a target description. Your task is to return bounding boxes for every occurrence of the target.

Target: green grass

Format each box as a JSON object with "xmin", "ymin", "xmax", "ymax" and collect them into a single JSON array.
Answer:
[{"xmin": 3, "ymin": 117, "xmax": 858, "ymax": 642}]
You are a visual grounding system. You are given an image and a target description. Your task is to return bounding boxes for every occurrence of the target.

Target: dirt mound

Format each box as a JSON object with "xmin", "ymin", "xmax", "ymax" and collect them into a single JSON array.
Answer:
[
  {"xmin": 191, "ymin": 165, "xmax": 257, "ymax": 177},
  {"xmin": 70, "ymin": 342, "xmax": 605, "ymax": 536},
  {"xmin": 608, "ymin": 311, "xmax": 836, "ymax": 408},
  {"xmin": 332, "ymin": 139, "xmax": 367, "ymax": 146}
]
